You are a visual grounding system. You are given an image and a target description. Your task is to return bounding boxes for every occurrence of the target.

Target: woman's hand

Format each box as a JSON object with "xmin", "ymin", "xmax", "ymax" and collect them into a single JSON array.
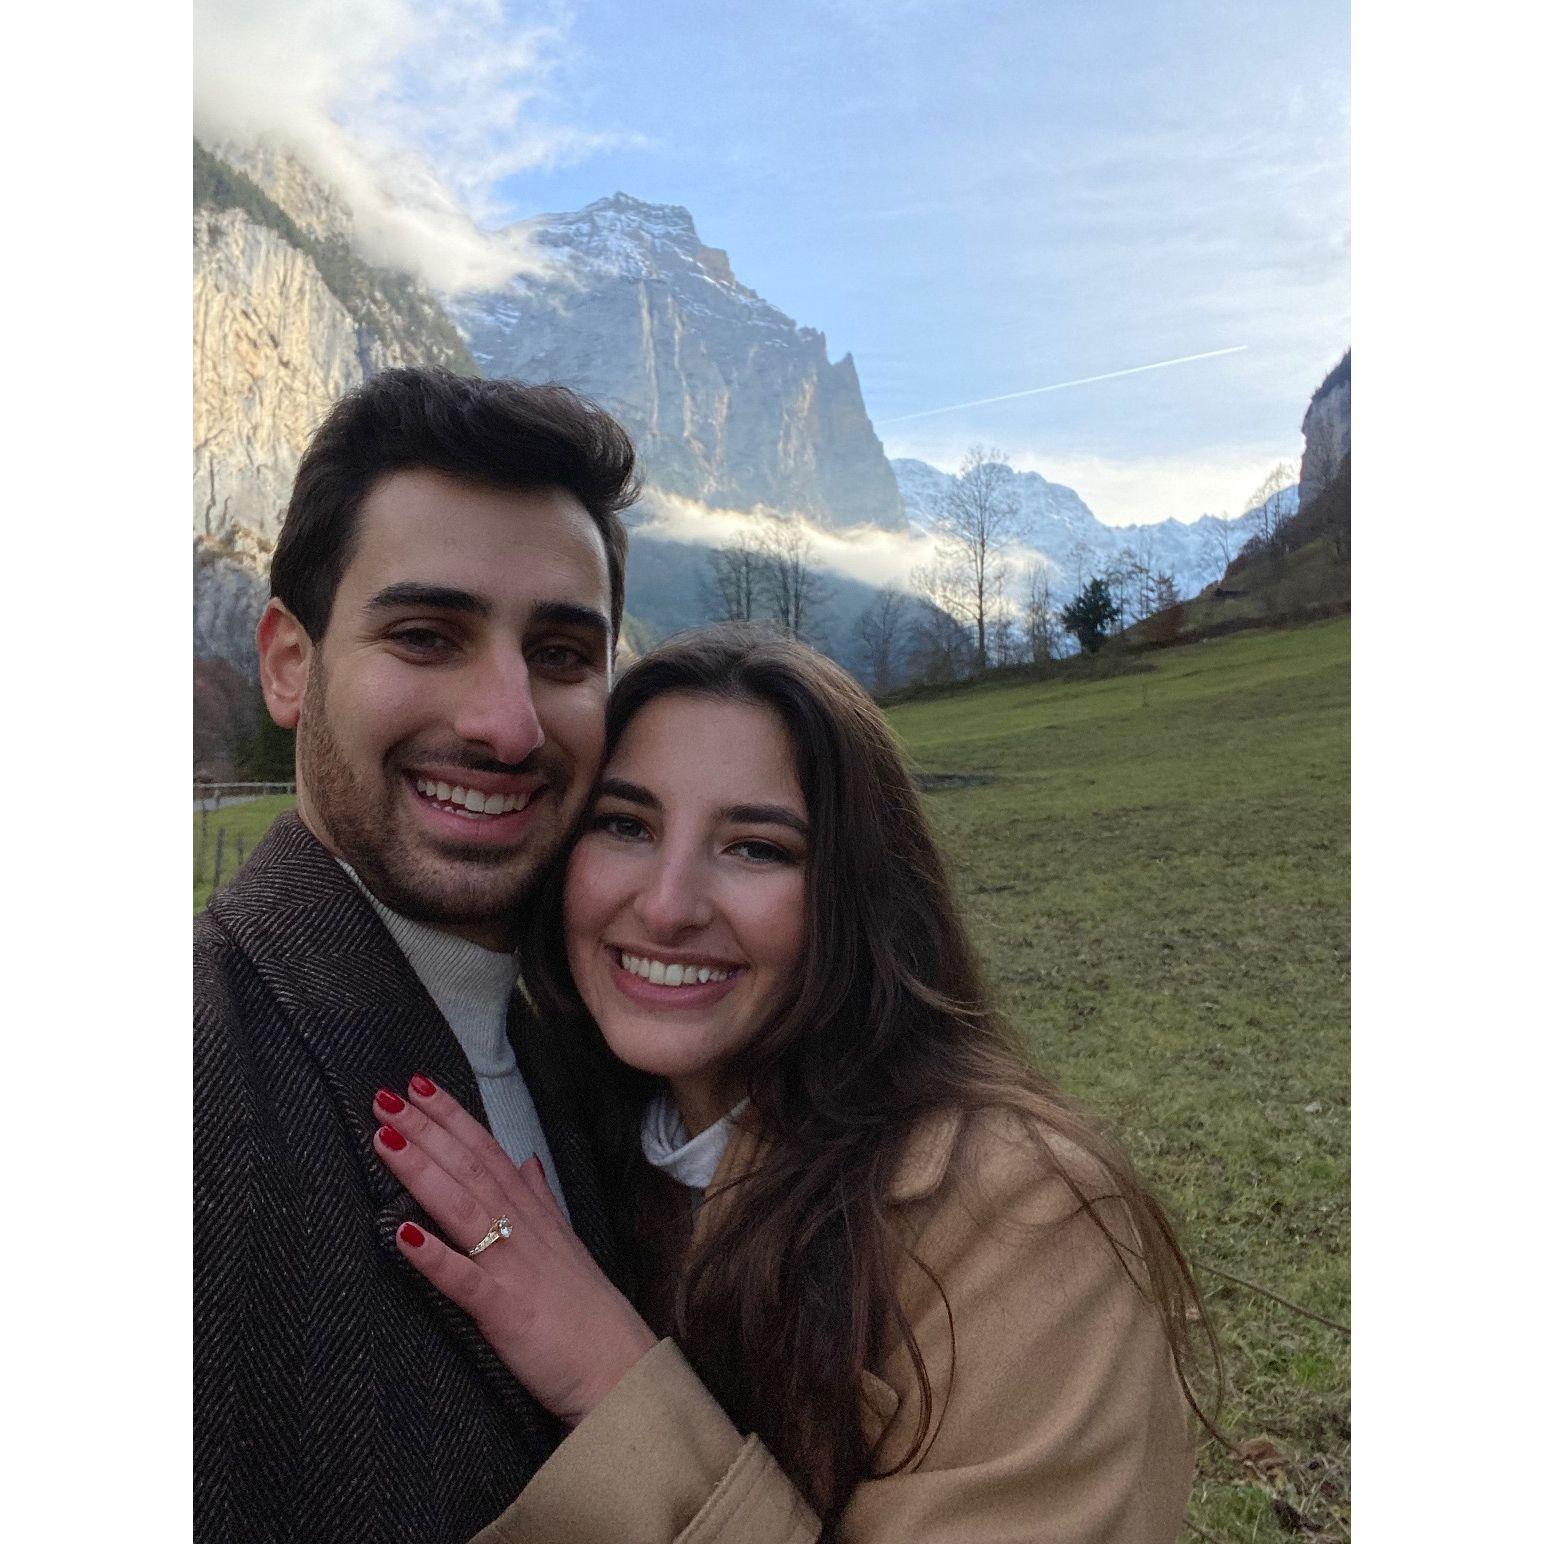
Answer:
[{"xmin": 371, "ymin": 1077, "xmax": 658, "ymax": 1427}]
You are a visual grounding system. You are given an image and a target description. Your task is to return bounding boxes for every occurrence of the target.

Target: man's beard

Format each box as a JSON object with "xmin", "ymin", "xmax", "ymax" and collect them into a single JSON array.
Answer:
[{"xmin": 296, "ymin": 662, "xmax": 572, "ymax": 934}]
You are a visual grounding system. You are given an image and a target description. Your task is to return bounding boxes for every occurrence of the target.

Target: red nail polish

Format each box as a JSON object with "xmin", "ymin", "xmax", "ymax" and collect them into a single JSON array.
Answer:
[
  {"xmin": 400, "ymin": 1223, "xmax": 425, "ymax": 1248},
  {"xmin": 376, "ymin": 1088, "xmax": 405, "ymax": 1114},
  {"xmin": 379, "ymin": 1125, "xmax": 407, "ymax": 1152},
  {"xmin": 532, "ymin": 1155, "xmax": 546, "ymax": 1181},
  {"xmin": 410, "ymin": 1074, "xmax": 437, "ymax": 1098}
]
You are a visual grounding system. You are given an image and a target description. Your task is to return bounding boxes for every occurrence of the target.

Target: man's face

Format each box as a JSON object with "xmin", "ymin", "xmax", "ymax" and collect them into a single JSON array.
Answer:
[{"xmin": 273, "ymin": 468, "xmax": 613, "ymax": 949}]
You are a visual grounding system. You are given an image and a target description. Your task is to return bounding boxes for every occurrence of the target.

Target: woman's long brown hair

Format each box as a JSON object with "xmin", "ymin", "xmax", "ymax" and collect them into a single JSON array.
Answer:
[{"xmin": 521, "ymin": 625, "xmax": 1222, "ymax": 1532}]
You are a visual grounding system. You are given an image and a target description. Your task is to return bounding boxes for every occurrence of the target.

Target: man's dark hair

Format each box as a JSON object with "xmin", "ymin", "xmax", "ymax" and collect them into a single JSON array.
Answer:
[{"xmin": 270, "ymin": 367, "xmax": 640, "ymax": 641}]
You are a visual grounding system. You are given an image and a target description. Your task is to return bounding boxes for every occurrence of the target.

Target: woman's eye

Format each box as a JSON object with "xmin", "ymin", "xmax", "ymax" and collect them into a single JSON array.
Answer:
[
  {"xmin": 591, "ymin": 812, "xmax": 649, "ymax": 842},
  {"xmin": 727, "ymin": 839, "xmax": 793, "ymax": 865}
]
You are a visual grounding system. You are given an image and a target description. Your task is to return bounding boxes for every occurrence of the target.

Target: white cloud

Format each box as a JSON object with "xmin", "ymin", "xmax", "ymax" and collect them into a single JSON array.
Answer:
[{"xmin": 193, "ymin": 0, "xmax": 624, "ymax": 292}]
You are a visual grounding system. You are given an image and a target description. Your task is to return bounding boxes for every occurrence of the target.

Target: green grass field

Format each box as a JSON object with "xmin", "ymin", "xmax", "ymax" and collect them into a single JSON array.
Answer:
[
  {"xmin": 193, "ymin": 794, "xmax": 296, "ymax": 914},
  {"xmin": 890, "ymin": 616, "xmax": 1350, "ymax": 1540},
  {"xmin": 194, "ymin": 617, "xmax": 1350, "ymax": 1539}
]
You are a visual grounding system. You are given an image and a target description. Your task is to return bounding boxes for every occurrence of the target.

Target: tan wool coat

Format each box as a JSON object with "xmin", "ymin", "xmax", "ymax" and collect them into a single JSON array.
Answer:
[{"xmin": 474, "ymin": 1108, "xmax": 1196, "ymax": 1544}]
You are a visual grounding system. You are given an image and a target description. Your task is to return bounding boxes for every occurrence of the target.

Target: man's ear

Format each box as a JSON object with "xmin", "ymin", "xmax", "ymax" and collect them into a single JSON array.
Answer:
[{"xmin": 257, "ymin": 599, "xmax": 313, "ymax": 730}]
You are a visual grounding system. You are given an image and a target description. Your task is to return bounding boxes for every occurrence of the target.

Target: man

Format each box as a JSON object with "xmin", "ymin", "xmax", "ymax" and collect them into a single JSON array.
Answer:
[{"xmin": 194, "ymin": 367, "xmax": 638, "ymax": 1543}]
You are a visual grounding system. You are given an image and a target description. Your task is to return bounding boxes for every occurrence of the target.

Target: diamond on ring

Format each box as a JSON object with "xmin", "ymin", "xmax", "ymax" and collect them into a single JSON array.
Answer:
[{"xmin": 468, "ymin": 1215, "xmax": 512, "ymax": 1257}]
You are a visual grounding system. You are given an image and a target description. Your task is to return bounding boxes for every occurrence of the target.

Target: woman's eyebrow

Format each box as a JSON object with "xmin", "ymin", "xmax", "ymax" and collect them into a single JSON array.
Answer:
[
  {"xmin": 594, "ymin": 777, "xmax": 659, "ymax": 809},
  {"xmin": 721, "ymin": 803, "xmax": 810, "ymax": 837}
]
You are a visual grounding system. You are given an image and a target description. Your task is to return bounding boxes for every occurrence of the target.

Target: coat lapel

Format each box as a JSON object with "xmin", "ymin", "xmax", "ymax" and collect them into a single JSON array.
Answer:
[{"xmin": 207, "ymin": 814, "xmax": 568, "ymax": 1447}]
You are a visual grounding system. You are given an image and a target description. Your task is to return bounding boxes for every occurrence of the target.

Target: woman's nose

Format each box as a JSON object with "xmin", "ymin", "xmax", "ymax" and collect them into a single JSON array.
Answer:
[{"xmin": 634, "ymin": 853, "xmax": 714, "ymax": 938}]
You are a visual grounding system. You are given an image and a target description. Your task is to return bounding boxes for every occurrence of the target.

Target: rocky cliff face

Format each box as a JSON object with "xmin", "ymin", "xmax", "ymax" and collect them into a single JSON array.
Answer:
[
  {"xmin": 192, "ymin": 140, "xmax": 474, "ymax": 676},
  {"xmin": 1298, "ymin": 350, "xmax": 1351, "ymax": 510},
  {"xmin": 448, "ymin": 194, "xmax": 906, "ymax": 532}
]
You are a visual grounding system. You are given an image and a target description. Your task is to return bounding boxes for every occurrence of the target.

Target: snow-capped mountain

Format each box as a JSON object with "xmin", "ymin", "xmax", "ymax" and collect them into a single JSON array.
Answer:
[
  {"xmin": 447, "ymin": 194, "xmax": 906, "ymax": 532},
  {"xmin": 890, "ymin": 456, "xmax": 1278, "ymax": 607}
]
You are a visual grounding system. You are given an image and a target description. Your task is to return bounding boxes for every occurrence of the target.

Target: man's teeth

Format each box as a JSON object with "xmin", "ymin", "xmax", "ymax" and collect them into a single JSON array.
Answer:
[
  {"xmin": 620, "ymin": 953, "xmax": 732, "ymax": 987},
  {"xmin": 414, "ymin": 779, "xmax": 532, "ymax": 817}
]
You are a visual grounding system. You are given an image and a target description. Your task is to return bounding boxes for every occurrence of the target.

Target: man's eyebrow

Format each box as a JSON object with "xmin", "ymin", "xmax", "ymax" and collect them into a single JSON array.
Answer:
[
  {"xmin": 361, "ymin": 590, "xmax": 610, "ymax": 641},
  {"xmin": 365, "ymin": 583, "xmax": 490, "ymax": 616},
  {"xmin": 722, "ymin": 803, "xmax": 810, "ymax": 838},
  {"xmin": 595, "ymin": 777, "xmax": 659, "ymax": 808},
  {"xmin": 531, "ymin": 601, "xmax": 611, "ymax": 641}
]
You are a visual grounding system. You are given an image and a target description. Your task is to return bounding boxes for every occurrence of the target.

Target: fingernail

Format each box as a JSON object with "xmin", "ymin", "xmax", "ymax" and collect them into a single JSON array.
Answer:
[
  {"xmin": 379, "ymin": 1125, "xmax": 408, "ymax": 1152},
  {"xmin": 376, "ymin": 1088, "xmax": 405, "ymax": 1114},
  {"xmin": 532, "ymin": 1155, "xmax": 546, "ymax": 1181},
  {"xmin": 400, "ymin": 1223, "xmax": 425, "ymax": 1248},
  {"xmin": 410, "ymin": 1074, "xmax": 437, "ymax": 1098}
]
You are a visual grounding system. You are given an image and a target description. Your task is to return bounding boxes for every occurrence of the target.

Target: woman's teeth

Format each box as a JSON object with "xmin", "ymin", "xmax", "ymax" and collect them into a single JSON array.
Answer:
[
  {"xmin": 620, "ymin": 953, "xmax": 732, "ymax": 987},
  {"xmin": 414, "ymin": 779, "xmax": 531, "ymax": 817}
]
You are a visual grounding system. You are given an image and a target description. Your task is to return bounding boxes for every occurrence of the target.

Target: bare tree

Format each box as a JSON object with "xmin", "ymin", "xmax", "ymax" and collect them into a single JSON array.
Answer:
[
  {"xmin": 1247, "ymin": 463, "xmax": 1297, "ymax": 573},
  {"xmin": 1023, "ymin": 560, "xmax": 1057, "ymax": 664},
  {"xmin": 701, "ymin": 531, "xmax": 764, "ymax": 622},
  {"xmin": 754, "ymin": 516, "xmax": 829, "ymax": 642},
  {"xmin": 1203, "ymin": 512, "xmax": 1234, "ymax": 583},
  {"xmin": 1103, "ymin": 546, "xmax": 1141, "ymax": 632},
  {"xmin": 854, "ymin": 585, "xmax": 911, "ymax": 694},
  {"xmin": 910, "ymin": 555, "xmax": 974, "ymax": 654},
  {"xmin": 906, "ymin": 597, "xmax": 974, "ymax": 685},
  {"xmin": 1130, "ymin": 531, "xmax": 1159, "ymax": 620},
  {"xmin": 987, "ymin": 603, "xmax": 1022, "ymax": 669},
  {"xmin": 1153, "ymin": 571, "xmax": 1181, "ymax": 612},
  {"xmin": 1067, "ymin": 538, "xmax": 1096, "ymax": 593},
  {"xmin": 932, "ymin": 445, "xmax": 1021, "ymax": 672}
]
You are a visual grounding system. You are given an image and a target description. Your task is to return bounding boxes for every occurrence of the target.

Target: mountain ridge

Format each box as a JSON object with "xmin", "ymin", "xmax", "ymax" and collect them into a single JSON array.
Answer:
[{"xmin": 447, "ymin": 192, "xmax": 907, "ymax": 532}]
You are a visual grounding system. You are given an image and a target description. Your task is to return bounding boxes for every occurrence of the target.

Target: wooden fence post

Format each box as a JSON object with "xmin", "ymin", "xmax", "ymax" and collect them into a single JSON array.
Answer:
[
  {"xmin": 197, "ymin": 804, "xmax": 209, "ymax": 884},
  {"xmin": 212, "ymin": 827, "xmax": 226, "ymax": 893}
]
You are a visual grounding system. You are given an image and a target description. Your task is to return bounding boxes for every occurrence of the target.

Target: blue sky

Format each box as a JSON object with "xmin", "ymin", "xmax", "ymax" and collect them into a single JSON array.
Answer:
[{"xmin": 195, "ymin": 0, "xmax": 1349, "ymax": 524}]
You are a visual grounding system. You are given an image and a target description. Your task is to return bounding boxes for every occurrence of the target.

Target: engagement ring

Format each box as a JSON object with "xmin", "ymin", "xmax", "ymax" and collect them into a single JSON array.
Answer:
[{"xmin": 468, "ymin": 1215, "xmax": 512, "ymax": 1257}]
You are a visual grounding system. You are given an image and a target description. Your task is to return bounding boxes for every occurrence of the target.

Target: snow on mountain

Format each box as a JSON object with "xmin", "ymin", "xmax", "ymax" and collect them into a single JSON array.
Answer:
[
  {"xmin": 447, "ymin": 193, "xmax": 906, "ymax": 531},
  {"xmin": 890, "ymin": 456, "xmax": 1273, "ymax": 606}
]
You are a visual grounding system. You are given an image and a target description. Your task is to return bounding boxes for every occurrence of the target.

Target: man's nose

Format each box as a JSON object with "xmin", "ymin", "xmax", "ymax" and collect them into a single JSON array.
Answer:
[
  {"xmin": 452, "ymin": 648, "xmax": 546, "ymax": 767},
  {"xmin": 635, "ymin": 852, "xmax": 714, "ymax": 939}
]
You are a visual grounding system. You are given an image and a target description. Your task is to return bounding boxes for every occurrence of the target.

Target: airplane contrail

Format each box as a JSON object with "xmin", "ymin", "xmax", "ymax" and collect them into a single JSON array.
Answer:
[{"xmin": 875, "ymin": 345, "xmax": 1248, "ymax": 426}]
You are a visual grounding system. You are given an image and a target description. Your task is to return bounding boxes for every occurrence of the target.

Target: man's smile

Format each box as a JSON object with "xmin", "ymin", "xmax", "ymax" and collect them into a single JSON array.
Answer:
[{"xmin": 400, "ymin": 768, "xmax": 554, "ymax": 845}]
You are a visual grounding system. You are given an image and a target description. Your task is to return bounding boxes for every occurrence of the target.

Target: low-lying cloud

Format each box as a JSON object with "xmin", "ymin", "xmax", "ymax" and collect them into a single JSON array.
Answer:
[
  {"xmin": 632, "ymin": 493, "xmax": 1066, "ymax": 596},
  {"xmin": 632, "ymin": 493, "xmax": 943, "ymax": 591},
  {"xmin": 194, "ymin": 0, "xmax": 623, "ymax": 292}
]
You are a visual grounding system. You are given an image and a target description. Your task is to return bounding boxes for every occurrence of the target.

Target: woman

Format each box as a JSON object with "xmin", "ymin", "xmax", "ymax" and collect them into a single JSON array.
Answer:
[{"xmin": 370, "ymin": 627, "xmax": 1217, "ymax": 1542}]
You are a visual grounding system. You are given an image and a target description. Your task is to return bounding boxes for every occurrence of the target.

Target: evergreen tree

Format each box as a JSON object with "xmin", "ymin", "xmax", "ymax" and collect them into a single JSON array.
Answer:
[{"xmin": 1060, "ymin": 577, "xmax": 1119, "ymax": 654}]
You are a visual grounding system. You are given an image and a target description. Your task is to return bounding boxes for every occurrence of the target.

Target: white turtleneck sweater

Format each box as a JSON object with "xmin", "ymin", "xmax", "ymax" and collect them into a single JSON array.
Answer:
[
  {"xmin": 340, "ymin": 862, "xmax": 568, "ymax": 1220},
  {"xmin": 640, "ymin": 1092, "xmax": 749, "ymax": 1197}
]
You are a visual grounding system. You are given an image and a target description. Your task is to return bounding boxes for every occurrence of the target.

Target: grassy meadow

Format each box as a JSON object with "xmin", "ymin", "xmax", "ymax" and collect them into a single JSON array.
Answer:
[
  {"xmin": 193, "ymin": 794, "xmax": 296, "ymax": 914},
  {"xmin": 890, "ymin": 616, "xmax": 1350, "ymax": 1540},
  {"xmin": 194, "ymin": 616, "xmax": 1350, "ymax": 1539}
]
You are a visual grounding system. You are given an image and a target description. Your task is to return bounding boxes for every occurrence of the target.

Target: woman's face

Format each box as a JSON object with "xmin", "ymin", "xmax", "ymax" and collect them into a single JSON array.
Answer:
[{"xmin": 563, "ymin": 693, "xmax": 809, "ymax": 1133}]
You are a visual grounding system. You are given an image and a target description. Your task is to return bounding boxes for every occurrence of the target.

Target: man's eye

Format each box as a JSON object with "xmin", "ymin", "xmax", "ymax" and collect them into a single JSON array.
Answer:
[
  {"xmin": 530, "ymin": 642, "xmax": 593, "ymax": 672},
  {"xmin": 389, "ymin": 627, "xmax": 454, "ymax": 654}
]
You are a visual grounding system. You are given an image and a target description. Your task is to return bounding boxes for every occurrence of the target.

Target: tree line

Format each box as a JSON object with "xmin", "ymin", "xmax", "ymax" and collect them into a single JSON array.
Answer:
[{"xmin": 697, "ymin": 445, "xmax": 1212, "ymax": 694}]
